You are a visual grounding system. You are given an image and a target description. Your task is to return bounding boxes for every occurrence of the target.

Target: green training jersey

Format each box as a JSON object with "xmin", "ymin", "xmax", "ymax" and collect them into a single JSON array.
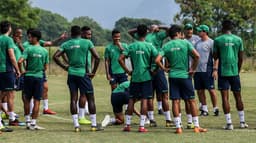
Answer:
[
  {"xmin": 213, "ymin": 34, "xmax": 244, "ymax": 76},
  {"xmin": 22, "ymin": 45, "xmax": 49, "ymax": 78},
  {"xmin": 0, "ymin": 35, "xmax": 16, "ymax": 72},
  {"xmin": 161, "ymin": 39, "xmax": 194, "ymax": 78},
  {"xmin": 104, "ymin": 43, "xmax": 128, "ymax": 74},
  {"xmin": 145, "ymin": 31, "xmax": 167, "ymax": 50},
  {"xmin": 60, "ymin": 38, "xmax": 94, "ymax": 77},
  {"xmin": 123, "ymin": 41, "xmax": 158, "ymax": 82},
  {"xmin": 13, "ymin": 43, "xmax": 22, "ymax": 61},
  {"xmin": 112, "ymin": 81, "xmax": 130, "ymax": 93}
]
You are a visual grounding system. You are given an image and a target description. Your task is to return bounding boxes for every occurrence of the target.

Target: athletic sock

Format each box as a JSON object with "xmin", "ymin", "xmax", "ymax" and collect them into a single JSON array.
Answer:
[
  {"xmin": 9, "ymin": 112, "xmax": 15, "ymax": 121},
  {"xmin": 25, "ymin": 115, "xmax": 31, "ymax": 122},
  {"xmin": 147, "ymin": 111, "xmax": 154, "ymax": 120},
  {"xmin": 238, "ymin": 111, "xmax": 245, "ymax": 123},
  {"xmin": 78, "ymin": 108, "xmax": 85, "ymax": 119},
  {"xmin": 2, "ymin": 102, "xmax": 8, "ymax": 111},
  {"xmin": 157, "ymin": 101, "xmax": 162, "ymax": 110},
  {"xmin": 72, "ymin": 114, "xmax": 79, "ymax": 127},
  {"xmin": 140, "ymin": 115, "xmax": 146, "ymax": 127},
  {"xmin": 31, "ymin": 119, "xmax": 36, "ymax": 125},
  {"xmin": 84, "ymin": 101, "xmax": 89, "ymax": 114},
  {"xmin": 225, "ymin": 113, "xmax": 232, "ymax": 124},
  {"xmin": 202, "ymin": 105, "xmax": 208, "ymax": 112},
  {"xmin": 164, "ymin": 111, "xmax": 172, "ymax": 121},
  {"xmin": 90, "ymin": 114, "xmax": 97, "ymax": 126},
  {"xmin": 110, "ymin": 117, "xmax": 116, "ymax": 124},
  {"xmin": 174, "ymin": 117, "xmax": 181, "ymax": 128},
  {"xmin": 192, "ymin": 116, "xmax": 199, "ymax": 127},
  {"xmin": 43, "ymin": 99, "xmax": 49, "ymax": 110},
  {"xmin": 125, "ymin": 115, "xmax": 132, "ymax": 125},
  {"xmin": 30, "ymin": 99, "xmax": 34, "ymax": 114},
  {"xmin": 187, "ymin": 114, "xmax": 192, "ymax": 123}
]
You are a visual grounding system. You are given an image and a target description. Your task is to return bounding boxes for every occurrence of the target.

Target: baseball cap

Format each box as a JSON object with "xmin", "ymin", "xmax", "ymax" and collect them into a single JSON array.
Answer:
[
  {"xmin": 184, "ymin": 23, "xmax": 193, "ymax": 30},
  {"xmin": 196, "ymin": 24, "xmax": 210, "ymax": 32}
]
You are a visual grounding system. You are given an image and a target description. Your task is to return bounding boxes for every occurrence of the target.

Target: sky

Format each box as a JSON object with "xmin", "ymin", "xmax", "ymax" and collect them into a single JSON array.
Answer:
[{"xmin": 30, "ymin": 0, "xmax": 180, "ymax": 29}]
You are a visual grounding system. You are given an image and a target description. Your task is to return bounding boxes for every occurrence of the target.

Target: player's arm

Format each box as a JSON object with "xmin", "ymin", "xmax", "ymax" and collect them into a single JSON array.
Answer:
[
  {"xmin": 155, "ymin": 55, "xmax": 169, "ymax": 73},
  {"xmin": 238, "ymin": 51, "xmax": 243, "ymax": 73},
  {"xmin": 89, "ymin": 48, "xmax": 100, "ymax": 76},
  {"xmin": 53, "ymin": 50, "xmax": 69, "ymax": 71},
  {"xmin": 119, "ymin": 54, "xmax": 131, "ymax": 75},
  {"xmin": 128, "ymin": 28, "xmax": 137, "ymax": 38},
  {"xmin": 104, "ymin": 58, "xmax": 112, "ymax": 80},
  {"xmin": 189, "ymin": 49, "xmax": 200, "ymax": 76},
  {"xmin": 212, "ymin": 59, "xmax": 219, "ymax": 80},
  {"xmin": 18, "ymin": 57, "xmax": 25, "ymax": 74},
  {"xmin": 158, "ymin": 25, "xmax": 169, "ymax": 31},
  {"xmin": 44, "ymin": 32, "xmax": 67, "ymax": 47},
  {"xmin": 8, "ymin": 48, "xmax": 20, "ymax": 77}
]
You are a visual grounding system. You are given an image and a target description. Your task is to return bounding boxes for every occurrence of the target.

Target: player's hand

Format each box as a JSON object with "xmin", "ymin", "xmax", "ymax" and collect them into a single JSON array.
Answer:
[
  {"xmin": 163, "ymin": 67, "xmax": 170, "ymax": 73},
  {"xmin": 87, "ymin": 73, "xmax": 95, "ymax": 79},
  {"xmin": 107, "ymin": 74, "xmax": 112, "ymax": 80},
  {"xmin": 127, "ymin": 70, "xmax": 132, "ymax": 76},
  {"xmin": 16, "ymin": 70, "xmax": 21, "ymax": 78},
  {"xmin": 64, "ymin": 65, "xmax": 69, "ymax": 71},
  {"xmin": 60, "ymin": 32, "xmax": 68, "ymax": 40},
  {"xmin": 188, "ymin": 69, "xmax": 196, "ymax": 77},
  {"xmin": 212, "ymin": 70, "xmax": 218, "ymax": 80}
]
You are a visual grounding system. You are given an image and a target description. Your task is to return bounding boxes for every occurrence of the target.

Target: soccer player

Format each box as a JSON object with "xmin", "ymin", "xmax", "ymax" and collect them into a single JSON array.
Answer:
[
  {"xmin": 194, "ymin": 24, "xmax": 219, "ymax": 116},
  {"xmin": 119, "ymin": 24, "xmax": 159, "ymax": 132},
  {"xmin": 18, "ymin": 29, "xmax": 48, "ymax": 130},
  {"xmin": 53, "ymin": 25, "xmax": 102, "ymax": 132},
  {"xmin": 0, "ymin": 21, "xmax": 21, "ymax": 127},
  {"xmin": 104, "ymin": 29, "xmax": 128, "ymax": 91},
  {"xmin": 23, "ymin": 28, "xmax": 66, "ymax": 115},
  {"xmin": 213, "ymin": 20, "xmax": 248, "ymax": 130},
  {"xmin": 76, "ymin": 26, "xmax": 94, "ymax": 125},
  {"xmin": 155, "ymin": 25, "xmax": 207, "ymax": 134}
]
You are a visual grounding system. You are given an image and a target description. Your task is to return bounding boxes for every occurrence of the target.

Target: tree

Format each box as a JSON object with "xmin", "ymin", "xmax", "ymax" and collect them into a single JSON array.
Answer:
[
  {"xmin": 71, "ymin": 16, "xmax": 111, "ymax": 46},
  {"xmin": 114, "ymin": 17, "xmax": 162, "ymax": 43},
  {"xmin": 37, "ymin": 9, "xmax": 69, "ymax": 41},
  {"xmin": 0, "ymin": 0, "xmax": 40, "ymax": 29}
]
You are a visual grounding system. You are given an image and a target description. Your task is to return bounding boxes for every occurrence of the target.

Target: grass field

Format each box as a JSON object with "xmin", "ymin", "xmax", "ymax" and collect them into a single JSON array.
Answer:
[{"xmin": 1, "ymin": 72, "xmax": 256, "ymax": 143}]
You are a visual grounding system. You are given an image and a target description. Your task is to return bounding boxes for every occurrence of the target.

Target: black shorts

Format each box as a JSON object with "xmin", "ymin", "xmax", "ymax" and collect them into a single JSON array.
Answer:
[
  {"xmin": 0, "ymin": 72, "xmax": 15, "ymax": 91},
  {"xmin": 67, "ymin": 74, "xmax": 94, "ymax": 95},
  {"xmin": 194, "ymin": 72, "xmax": 215, "ymax": 90},
  {"xmin": 15, "ymin": 75, "xmax": 24, "ymax": 91},
  {"xmin": 111, "ymin": 92, "xmax": 129, "ymax": 113},
  {"xmin": 110, "ymin": 73, "xmax": 128, "ymax": 85},
  {"xmin": 129, "ymin": 80, "xmax": 153, "ymax": 99},
  {"xmin": 169, "ymin": 78, "xmax": 195, "ymax": 100},
  {"xmin": 152, "ymin": 69, "xmax": 168, "ymax": 94},
  {"xmin": 218, "ymin": 75, "xmax": 241, "ymax": 91},
  {"xmin": 24, "ymin": 76, "xmax": 44, "ymax": 100}
]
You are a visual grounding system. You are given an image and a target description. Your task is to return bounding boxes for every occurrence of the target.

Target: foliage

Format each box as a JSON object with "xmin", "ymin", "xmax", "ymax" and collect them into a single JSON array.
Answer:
[
  {"xmin": 114, "ymin": 17, "xmax": 162, "ymax": 43},
  {"xmin": 0, "ymin": 0, "xmax": 40, "ymax": 29},
  {"xmin": 37, "ymin": 8, "xmax": 69, "ymax": 41}
]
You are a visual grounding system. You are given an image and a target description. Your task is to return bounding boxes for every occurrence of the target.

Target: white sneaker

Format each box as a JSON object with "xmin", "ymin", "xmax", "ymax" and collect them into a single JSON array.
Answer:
[
  {"xmin": 224, "ymin": 124, "xmax": 234, "ymax": 130},
  {"xmin": 29, "ymin": 124, "xmax": 45, "ymax": 130},
  {"xmin": 240, "ymin": 122, "xmax": 248, "ymax": 128},
  {"xmin": 145, "ymin": 118, "xmax": 150, "ymax": 125},
  {"xmin": 101, "ymin": 115, "xmax": 111, "ymax": 127}
]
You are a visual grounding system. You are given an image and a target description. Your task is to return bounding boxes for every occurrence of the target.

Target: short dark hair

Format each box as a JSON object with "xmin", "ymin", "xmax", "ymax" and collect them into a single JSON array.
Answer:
[
  {"xmin": 71, "ymin": 25, "xmax": 81, "ymax": 37},
  {"xmin": 81, "ymin": 26, "xmax": 91, "ymax": 32},
  {"xmin": 168, "ymin": 25, "xmax": 182, "ymax": 39},
  {"xmin": 137, "ymin": 24, "xmax": 148, "ymax": 38},
  {"xmin": 0, "ymin": 21, "xmax": 11, "ymax": 34},
  {"xmin": 30, "ymin": 29, "xmax": 41, "ymax": 41},
  {"xmin": 27, "ymin": 28, "xmax": 35, "ymax": 35},
  {"xmin": 222, "ymin": 20, "xmax": 234, "ymax": 31},
  {"xmin": 112, "ymin": 29, "xmax": 120, "ymax": 36}
]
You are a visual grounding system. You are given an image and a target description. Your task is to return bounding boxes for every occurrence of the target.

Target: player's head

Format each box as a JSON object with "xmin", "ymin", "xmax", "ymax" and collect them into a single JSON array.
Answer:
[
  {"xmin": 112, "ymin": 29, "xmax": 121, "ymax": 43},
  {"xmin": 0, "ymin": 21, "xmax": 12, "ymax": 34},
  {"xmin": 71, "ymin": 25, "xmax": 81, "ymax": 37},
  {"xmin": 137, "ymin": 24, "xmax": 148, "ymax": 38},
  {"xmin": 184, "ymin": 23, "xmax": 194, "ymax": 38},
  {"xmin": 29, "ymin": 29, "xmax": 41, "ymax": 44},
  {"xmin": 13, "ymin": 28, "xmax": 23, "ymax": 43},
  {"xmin": 168, "ymin": 25, "xmax": 182, "ymax": 39},
  {"xmin": 81, "ymin": 26, "xmax": 92, "ymax": 39},
  {"xmin": 222, "ymin": 20, "xmax": 234, "ymax": 32},
  {"xmin": 149, "ymin": 24, "xmax": 159, "ymax": 32},
  {"xmin": 196, "ymin": 24, "xmax": 209, "ymax": 37}
]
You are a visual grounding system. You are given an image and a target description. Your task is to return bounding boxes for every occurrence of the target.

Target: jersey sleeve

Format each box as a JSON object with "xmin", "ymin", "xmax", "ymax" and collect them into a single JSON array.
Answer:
[
  {"xmin": 151, "ymin": 45, "xmax": 159, "ymax": 57},
  {"xmin": 122, "ymin": 45, "xmax": 130, "ymax": 56},
  {"xmin": 239, "ymin": 38, "xmax": 244, "ymax": 51},
  {"xmin": 59, "ymin": 43, "xmax": 65, "ymax": 52},
  {"xmin": 104, "ymin": 46, "xmax": 109, "ymax": 59},
  {"xmin": 157, "ymin": 31, "xmax": 167, "ymax": 41},
  {"xmin": 39, "ymin": 40, "xmax": 45, "ymax": 47},
  {"xmin": 159, "ymin": 45, "xmax": 166, "ymax": 56},
  {"xmin": 88, "ymin": 40, "xmax": 95, "ymax": 50},
  {"xmin": 187, "ymin": 41, "xmax": 194, "ymax": 53},
  {"xmin": 22, "ymin": 48, "xmax": 28, "ymax": 59},
  {"xmin": 7, "ymin": 37, "xmax": 15, "ymax": 49}
]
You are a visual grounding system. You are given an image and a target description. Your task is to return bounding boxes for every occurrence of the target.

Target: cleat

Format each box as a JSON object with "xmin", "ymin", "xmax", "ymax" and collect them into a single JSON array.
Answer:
[
  {"xmin": 138, "ymin": 126, "xmax": 148, "ymax": 132},
  {"xmin": 91, "ymin": 124, "xmax": 104, "ymax": 131},
  {"xmin": 224, "ymin": 124, "xmax": 234, "ymax": 130},
  {"xmin": 187, "ymin": 122, "xmax": 195, "ymax": 129},
  {"xmin": 200, "ymin": 111, "xmax": 209, "ymax": 116},
  {"xmin": 175, "ymin": 128, "xmax": 182, "ymax": 134},
  {"xmin": 240, "ymin": 122, "xmax": 248, "ymax": 129},
  {"xmin": 158, "ymin": 109, "xmax": 164, "ymax": 115},
  {"xmin": 145, "ymin": 118, "xmax": 150, "ymax": 125},
  {"xmin": 123, "ymin": 125, "xmax": 131, "ymax": 132},
  {"xmin": 26, "ymin": 121, "xmax": 31, "ymax": 129},
  {"xmin": 149, "ymin": 120, "xmax": 157, "ymax": 127},
  {"xmin": 29, "ymin": 124, "xmax": 45, "ymax": 130},
  {"xmin": 194, "ymin": 127, "xmax": 207, "ymax": 133},
  {"xmin": 166, "ymin": 120, "xmax": 174, "ymax": 127},
  {"xmin": 74, "ymin": 127, "xmax": 81, "ymax": 132},
  {"xmin": 0, "ymin": 126, "xmax": 13, "ymax": 132},
  {"xmin": 214, "ymin": 109, "xmax": 219, "ymax": 116},
  {"xmin": 43, "ymin": 109, "xmax": 56, "ymax": 115},
  {"xmin": 101, "ymin": 115, "xmax": 111, "ymax": 127},
  {"xmin": 9, "ymin": 119, "xmax": 23, "ymax": 126},
  {"xmin": 1, "ymin": 113, "xmax": 8, "ymax": 120},
  {"xmin": 79, "ymin": 117, "xmax": 91, "ymax": 125}
]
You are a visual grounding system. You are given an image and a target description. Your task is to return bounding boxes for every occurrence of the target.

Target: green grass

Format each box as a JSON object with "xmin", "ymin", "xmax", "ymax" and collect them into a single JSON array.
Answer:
[{"xmin": 1, "ymin": 73, "xmax": 256, "ymax": 143}]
